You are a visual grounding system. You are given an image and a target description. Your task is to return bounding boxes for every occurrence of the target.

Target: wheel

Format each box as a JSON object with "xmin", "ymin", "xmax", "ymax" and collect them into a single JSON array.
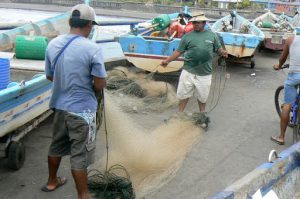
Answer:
[
  {"xmin": 293, "ymin": 106, "xmax": 300, "ymax": 144},
  {"xmin": 274, "ymin": 85, "xmax": 293, "ymax": 127},
  {"xmin": 250, "ymin": 60, "xmax": 255, "ymax": 68},
  {"xmin": 6, "ymin": 141, "xmax": 25, "ymax": 170},
  {"xmin": 275, "ymin": 85, "xmax": 284, "ymax": 117},
  {"xmin": 293, "ymin": 125, "xmax": 300, "ymax": 144}
]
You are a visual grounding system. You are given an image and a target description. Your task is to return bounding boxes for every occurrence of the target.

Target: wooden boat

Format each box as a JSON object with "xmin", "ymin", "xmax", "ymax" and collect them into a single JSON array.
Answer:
[
  {"xmin": 117, "ymin": 8, "xmax": 215, "ymax": 73},
  {"xmin": 252, "ymin": 10, "xmax": 294, "ymax": 51},
  {"xmin": 0, "ymin": 10, "xmax": 99, "ymax": 170},
  {"xmin": 211, "ymin": 11, "xmax": 264, "ymax": 68}
]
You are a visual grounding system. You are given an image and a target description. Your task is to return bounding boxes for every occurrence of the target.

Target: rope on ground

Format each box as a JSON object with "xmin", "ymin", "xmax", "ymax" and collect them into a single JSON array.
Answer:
[
  {"xmin": 207, "ymin": 57, "xmax": 227, "ymax": 113},
  {"xmin": 88, "ymin": 92, "xmax": 136, "ymax": 199}
]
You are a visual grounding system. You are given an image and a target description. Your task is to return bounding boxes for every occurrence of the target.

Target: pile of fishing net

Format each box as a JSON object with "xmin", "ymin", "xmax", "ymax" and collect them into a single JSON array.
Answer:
[
  {"xmin": 90, "ymin": 95, "xmax": 205, "ymax": 198},
  {"xmin": 106, "ymin": 66, "xmax": 178, "ymax": 113}
]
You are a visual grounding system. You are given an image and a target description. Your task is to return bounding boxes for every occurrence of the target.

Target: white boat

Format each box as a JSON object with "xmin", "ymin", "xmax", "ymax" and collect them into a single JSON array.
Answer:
[{"xmin": 0, "ymin": 11, "xmax": 99, "ymax": 170}]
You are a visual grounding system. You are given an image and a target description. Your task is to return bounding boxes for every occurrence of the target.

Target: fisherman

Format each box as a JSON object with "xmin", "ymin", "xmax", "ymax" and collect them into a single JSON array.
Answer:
[
  {"xmin": 161, "ymin": 12, "xmax": 227, "ymax": 116},
  {"xmin": 271, "ymin": 27, "xmax": 300, "ymax": 145},
  {"xmin": 42, "ymin": 4, "xmax": 106, "ymax": 199}
]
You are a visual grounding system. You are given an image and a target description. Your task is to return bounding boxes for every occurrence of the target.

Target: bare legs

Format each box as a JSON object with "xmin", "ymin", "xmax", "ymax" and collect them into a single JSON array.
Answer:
[
  {"xmin": 46, "ymin": 156, "xmax": 62, "ymax": 190},
  {"xmin": 278, "ymin": 104, "xmax": 292, "ymax": 143},
  {"xmin": 46, "ymin": 156, "xmax": 91, "ymax": 199},
  {"xmin": 72, "ymin": 170, "xmax": 91, "ymax": 199},
  {"xmin": 178, "ymin": 98, "xmax": 206, "ymax": 113}
]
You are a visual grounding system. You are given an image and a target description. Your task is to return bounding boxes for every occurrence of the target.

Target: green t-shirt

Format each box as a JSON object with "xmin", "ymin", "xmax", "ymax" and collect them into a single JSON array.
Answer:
[{"xmin": 177, "ymin": 30, "xmax": 221, "ymax": 76}]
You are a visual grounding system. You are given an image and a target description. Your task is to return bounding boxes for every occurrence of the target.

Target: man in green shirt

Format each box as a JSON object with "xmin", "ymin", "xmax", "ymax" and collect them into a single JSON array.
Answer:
[{"xmin": 161, "ymin": 12, "xmax": 227, "ymax": 114}]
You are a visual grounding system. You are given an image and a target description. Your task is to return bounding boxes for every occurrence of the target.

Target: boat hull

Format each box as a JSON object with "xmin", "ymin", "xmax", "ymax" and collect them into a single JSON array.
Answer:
[
  {"xmin": 218, "ymin": 32, "xmax": 261, "ymax": 57},
  {"xmin": 0, "ymin": 75, "xmax": 52, "ymax": 137},
  {"xmin": 125, "ymin": 53, "xmax": 183, "ymax": 73},
  {"xmin": 118, "ymin": 35, "xmax": 183, "ymax": 73}
]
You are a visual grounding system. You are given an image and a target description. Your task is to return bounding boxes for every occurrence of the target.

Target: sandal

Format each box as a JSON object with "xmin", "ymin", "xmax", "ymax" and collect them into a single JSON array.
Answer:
[
  {"xmin": 41, "ymin": 177, "xmax": 67, "ymax": 192},
  {"xmin": 270, "ymin": 136, "xmax": 285, "ymax": 145}
]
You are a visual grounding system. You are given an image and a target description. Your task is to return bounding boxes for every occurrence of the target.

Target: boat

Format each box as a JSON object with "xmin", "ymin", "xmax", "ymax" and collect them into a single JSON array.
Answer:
[
  {"xmin": 291, "ymin": 11, "xmax": 300, "ymax": 28},
  {"xmin": 278, "ymin": 12, "xmax": 293, "ymax": 22},
  {"xmin": 0, "ymin": 9, "xmax": 99, "ymax": 170},
  {"xmin": 213, "ymin": 144, "xmax": 300, "ymax": 199},
  {"xmin": 252, "ymin": 10, "xmax": 294, "ymax": 51},
  {"xmin": 117, "ymin": 7, "xmax": 210, "ymax": 73},
  {"xmin": 211, "ymin": 11, "xmax": 264, "ymax": 68}
]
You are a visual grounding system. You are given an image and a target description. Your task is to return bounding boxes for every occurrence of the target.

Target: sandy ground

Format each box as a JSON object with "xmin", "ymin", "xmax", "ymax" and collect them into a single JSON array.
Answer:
[{"xmin": 0, "ymin": 49, "xmax": 292, "ymax": 199}]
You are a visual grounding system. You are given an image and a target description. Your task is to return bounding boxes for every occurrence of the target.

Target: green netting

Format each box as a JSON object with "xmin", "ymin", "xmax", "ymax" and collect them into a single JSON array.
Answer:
[
  {"xmin": 15, "ymin": 35, "xmax": 48, "ymax": 60},
  {"xmin": 262, "ymin": 21, "xmax": 273, "ymax": 28},
  {"xmin": 152, "ymin": 14, "xmax": 171, "ymax": 31}
]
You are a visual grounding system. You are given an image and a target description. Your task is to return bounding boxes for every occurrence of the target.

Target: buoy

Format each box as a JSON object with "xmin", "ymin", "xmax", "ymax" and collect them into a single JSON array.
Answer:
[{"xmin": 167, "ymin": 21, "xmax": 185, "ymax": 38}]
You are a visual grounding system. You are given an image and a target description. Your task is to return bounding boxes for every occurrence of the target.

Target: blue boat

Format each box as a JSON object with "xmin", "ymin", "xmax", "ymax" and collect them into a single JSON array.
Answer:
[
  {"xmin": 211, "ymin": 11, "xmax": 264, "ymax": 68},
  {"xmin": 0, "ymin": 9, "xmax": 98, "ymax": 170},
  {"xmin": 213, "ymin": 143, "xmax": 300, "ymax": 199},
  {"xmin": 117, "ymin": 8, "xmax": 215, "ymax": 73}
]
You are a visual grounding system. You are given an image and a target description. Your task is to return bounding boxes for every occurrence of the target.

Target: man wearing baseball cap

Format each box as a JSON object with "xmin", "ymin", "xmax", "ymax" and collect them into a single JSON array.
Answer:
[
  {"xmin": 42, "ymin": 4, "xmax": 106, "ymax": 199},
  {"xmin": 161, "ymin": 12, "xmax": 227, "ymax": 127}
]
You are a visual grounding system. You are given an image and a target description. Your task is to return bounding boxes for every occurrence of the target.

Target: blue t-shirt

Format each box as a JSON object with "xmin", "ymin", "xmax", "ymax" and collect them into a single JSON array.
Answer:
[{"xmin": 45, "ymin": 34, "xmax": 107, "ymax": 113}]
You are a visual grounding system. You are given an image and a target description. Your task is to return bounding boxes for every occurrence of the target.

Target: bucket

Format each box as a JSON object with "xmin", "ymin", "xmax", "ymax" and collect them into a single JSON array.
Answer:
[{"xmin": 0, "ymin": 58, "xmax": 10, "ymax": 90}]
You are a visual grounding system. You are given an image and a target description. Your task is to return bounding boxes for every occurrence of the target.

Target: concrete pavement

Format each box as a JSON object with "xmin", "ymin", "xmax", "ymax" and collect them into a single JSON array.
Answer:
[{"xmin": 0, "ymin": 50, "xmax": 292, "ymax": 199}]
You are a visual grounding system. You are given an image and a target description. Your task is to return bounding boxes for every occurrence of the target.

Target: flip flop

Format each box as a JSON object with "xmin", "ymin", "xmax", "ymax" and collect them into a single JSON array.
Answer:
[
  {"xmin": 41, "ymin": 177, "xmax": 67, "ymax": 192},
  {"xmin": 270, "ymin": 136, "xmax": 285, "ymax": 145}
]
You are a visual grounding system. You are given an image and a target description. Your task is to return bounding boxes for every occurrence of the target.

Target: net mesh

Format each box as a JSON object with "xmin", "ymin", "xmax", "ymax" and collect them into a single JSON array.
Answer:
[{"xmin": 89, "ymin": 57, "xmax": 227, "ymax": 198}]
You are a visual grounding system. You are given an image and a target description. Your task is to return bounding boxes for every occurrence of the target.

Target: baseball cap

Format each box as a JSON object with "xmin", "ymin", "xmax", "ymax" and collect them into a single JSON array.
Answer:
[{"xmin": 70, "ymin": 4, "xmax": 99, "ymax": 25}]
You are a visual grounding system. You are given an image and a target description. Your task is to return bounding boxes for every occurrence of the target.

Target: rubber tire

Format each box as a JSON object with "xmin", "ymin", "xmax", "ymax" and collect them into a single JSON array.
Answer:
[
  {"xmin": 274, "ymin": 85, "xmax": 293, "ymax": 128},
  {"xmin": 275, "ymin": 85, "xmax": 284, "ymax": 117},
  {"xmin": 7, "ymin": 141, "xmax": 26, "ymax": 170},
  {"xmin": 250, "ymin": 60, "xmax": 255, "ymax": 68}
]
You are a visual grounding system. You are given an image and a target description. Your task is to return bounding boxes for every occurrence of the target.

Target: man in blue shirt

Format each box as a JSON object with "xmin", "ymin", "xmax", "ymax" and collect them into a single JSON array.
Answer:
[{"xmin": 42, "ymin": 4, "xmax": 106, "ymax": 199}]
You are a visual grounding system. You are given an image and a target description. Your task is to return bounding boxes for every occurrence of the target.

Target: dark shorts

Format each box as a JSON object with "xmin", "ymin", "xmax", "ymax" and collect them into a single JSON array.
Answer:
[{"xmin": 48, "ymin": 109, "xmax": 96, "ymax": 170}]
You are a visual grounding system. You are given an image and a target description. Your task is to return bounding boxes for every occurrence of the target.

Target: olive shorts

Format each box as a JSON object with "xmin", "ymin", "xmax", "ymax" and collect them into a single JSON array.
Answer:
[{"xmin": 48, "ymin": 109, "xmax": 96, "ymax": 170}]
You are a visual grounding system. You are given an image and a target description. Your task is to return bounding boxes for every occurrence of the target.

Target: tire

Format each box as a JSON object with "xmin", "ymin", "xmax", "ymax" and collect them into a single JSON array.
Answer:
[
  {"xmin": 275, "ymin": 85, "xmax": 284, "ymax": 117},
  {"xmin": 7, "ymin": 141, "xmax": 26, "ymax": 170},
  {"xmin": 275, "ymin": 85, "xmax": 293, "ymax": 127},
  {"xmin": 250, "ymin": 60, "xmax": 255, "ymax": 68},
  {"xmin": 293, "ymin": 125, "xmax": 300, "ymax": 144},
  {"xmin": 293, "ymin": 102, "xmax": 300, "ymax": 144}
]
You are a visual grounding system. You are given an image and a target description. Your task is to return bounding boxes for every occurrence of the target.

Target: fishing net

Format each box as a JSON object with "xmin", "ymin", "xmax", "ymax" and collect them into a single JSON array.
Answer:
[
  {"xmin": 90, "ymin": 94, "xmax": 204, "ymax": 198},
  {"xmin": 106, "ymin": 66, "xmax": 178, "ymax": 113},
  {"xmin": 88, "ymin": 57, "xmax": 227, "ymax": 198}
]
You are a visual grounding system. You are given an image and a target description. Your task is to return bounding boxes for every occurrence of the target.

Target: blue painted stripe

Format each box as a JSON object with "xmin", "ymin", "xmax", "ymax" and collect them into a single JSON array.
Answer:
[
  {"xmin": 0, "ymin": 96, "xmax": 51, "ymax": 128},
  {"xmin": 0, "ymin": 83, "xmax": 52, "ymax": 113},
  {"xmin": 217, "ymin": 32, "xmax": 261, "ymax": 48},
  {"xmin": 0, "ymin": 75, "xmax": 51, "ymax": 104},
  {"xmin": 211, "ymin": 191, "xmax": 234, "ymax": 199}
]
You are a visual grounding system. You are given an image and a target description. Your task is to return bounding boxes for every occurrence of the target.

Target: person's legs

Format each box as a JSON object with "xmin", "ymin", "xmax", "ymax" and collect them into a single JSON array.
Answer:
[
  {"xmin": 278, "ymin": 104, "xmax": 292, "ymax": 142},
  {"xmin": 66, "ymin": 112, "xmax": 94, "ymax": 199},
  {"xmin": 177, "ymin": 70, "xmax": 194, "ymax": 112},
  {"xmin": 44, "ymin": 110, "xmax": 70, "ymax": 191},
  {"xmin": 272, "ymin": 73, "xmax": 299, "ymax": 144},
  {"xmin": 72, "ymin": 170, "xmax": 91, "ymax": 199},
  {"xmin": 179, "ymin": 98, "xmax": 189, "ymax": 112},
  {"xmin": 46, "ymin": 156, "xmax": 62, "ymax": 190},
  {"xmin": 194, "ymin": 74, "xmax": 212, "ymax": 113},
  {"xmin": 197, "ymin": 100, "xmax": 206, "ymax": 112}
]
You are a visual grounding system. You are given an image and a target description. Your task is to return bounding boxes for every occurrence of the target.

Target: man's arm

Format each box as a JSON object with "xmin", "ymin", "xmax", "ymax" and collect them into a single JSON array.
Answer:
[
  {"xmin": 274, "ymin": 36, "xmax": 293, "ymax": 70},
  {"xmin": 93, "ymin": 76, "xmax": 106, "ymax": 93},
  {"xmin": 161, "ymin": 50, "xmax": 183, "ymax": 67},
  {"xmin": 217, "ymin": 48, "xmax": 228, "ymax": 58},
  {"xmin": 46, "ymin": 76, "xmax": 53, "ymax": 82}
]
